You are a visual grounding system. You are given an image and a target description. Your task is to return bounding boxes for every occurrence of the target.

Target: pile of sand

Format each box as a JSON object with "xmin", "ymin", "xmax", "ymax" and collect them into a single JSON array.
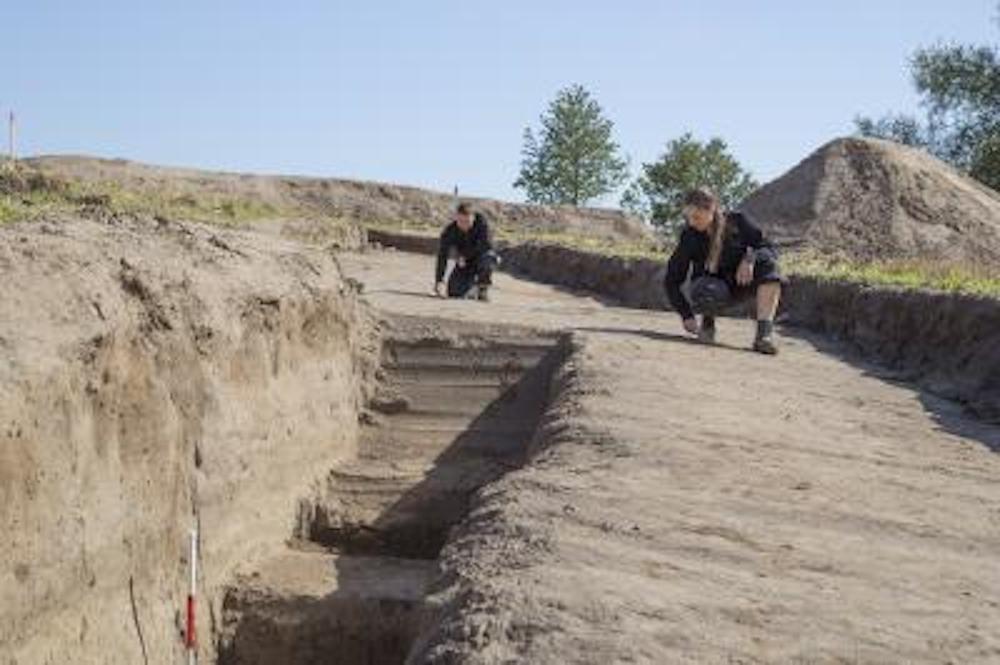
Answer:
[{"xmin": 741, "ymin": 137, "xmax": 1000, "ymax": 262}]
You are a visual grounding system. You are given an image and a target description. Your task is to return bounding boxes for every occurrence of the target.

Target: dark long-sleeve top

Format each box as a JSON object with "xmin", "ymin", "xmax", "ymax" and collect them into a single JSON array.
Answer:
[
  {"xmin": 435, "ymin": 213, "xmax": 492, "ymax": 282},
  {"xmin": 664, "ymin": 211, "xmax": 773, "ymax": 320}
]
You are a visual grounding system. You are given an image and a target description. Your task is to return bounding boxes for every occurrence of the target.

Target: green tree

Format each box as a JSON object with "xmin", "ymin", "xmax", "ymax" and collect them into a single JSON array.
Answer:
[
  {"xmin": 623, "ymin": 133, "xmax": 758, "ymax": 233},
  {"xmin": 857, "ymin": 5, "xmax": 1000, "ymax": 190},
  {"xmin": 514, "ymin": 85, "xmax": 628, "ymax": 207}
]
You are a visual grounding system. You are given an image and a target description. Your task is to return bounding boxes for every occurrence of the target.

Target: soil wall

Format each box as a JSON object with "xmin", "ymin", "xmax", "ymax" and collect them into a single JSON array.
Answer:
[{"xmin": 0, "ymin": 213, "xmax": 378, "ymax": 664}]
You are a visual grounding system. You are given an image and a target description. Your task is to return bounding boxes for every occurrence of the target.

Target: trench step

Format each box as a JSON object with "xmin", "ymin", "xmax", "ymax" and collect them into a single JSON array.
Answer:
[
  {"xmin": 219, "ymin": 333, "xmax": 565, "ymax": 664},
  {"xmin": 218, "ymin": 550, "xmax": 436, "ymax": 665}
]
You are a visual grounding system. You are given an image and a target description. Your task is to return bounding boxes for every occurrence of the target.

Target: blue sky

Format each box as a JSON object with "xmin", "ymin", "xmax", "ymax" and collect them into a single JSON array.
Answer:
[{"xmin": 2, "ymin": 1, "xmax": 996, "ymax": 203}]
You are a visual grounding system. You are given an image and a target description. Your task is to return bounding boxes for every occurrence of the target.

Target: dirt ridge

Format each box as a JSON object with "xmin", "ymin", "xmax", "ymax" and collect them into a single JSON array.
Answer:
[{"xmin": 26, "ymin": 155, "xmax": 651, "ymax": 244}]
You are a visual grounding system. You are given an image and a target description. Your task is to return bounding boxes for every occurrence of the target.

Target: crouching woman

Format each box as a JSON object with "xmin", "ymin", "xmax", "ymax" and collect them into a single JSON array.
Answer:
[{"xmin": 663, "ymin": 188, "xmax": 784, "ymax": 355}]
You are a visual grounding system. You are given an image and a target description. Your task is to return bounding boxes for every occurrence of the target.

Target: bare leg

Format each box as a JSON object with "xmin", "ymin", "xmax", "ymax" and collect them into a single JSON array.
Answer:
[
  {"xmin": 753, "ymin": 283, "xmax": 781, "ymax": 354},
  {"xmin": 756, "ymin": 283, "xmax": 781, "ymax": 321}
]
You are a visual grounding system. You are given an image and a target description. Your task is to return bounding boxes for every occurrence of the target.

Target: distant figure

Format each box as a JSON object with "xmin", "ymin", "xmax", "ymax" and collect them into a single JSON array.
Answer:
[
  {"xmin": 435, "ymin": 202, "xmax": 496, "ymax": 301},
  {"xmin": 663, "ymin": 188, "xmax": 785, "ymax": 354}
]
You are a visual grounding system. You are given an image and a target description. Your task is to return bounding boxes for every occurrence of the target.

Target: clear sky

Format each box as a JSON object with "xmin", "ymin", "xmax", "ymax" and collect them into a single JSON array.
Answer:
[{"xmin": 2, "ymin": 1, "xmax": 996, "ymax": 203}]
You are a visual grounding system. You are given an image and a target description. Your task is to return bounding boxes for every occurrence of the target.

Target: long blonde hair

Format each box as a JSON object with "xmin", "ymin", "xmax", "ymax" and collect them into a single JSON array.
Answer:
[{"xmin": 684, "ymin": 188, "xmax": 727, "ymax": 273}]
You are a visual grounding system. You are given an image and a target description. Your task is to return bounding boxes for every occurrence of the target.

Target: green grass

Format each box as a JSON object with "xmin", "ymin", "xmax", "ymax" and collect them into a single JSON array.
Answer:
[
  {"xmin": 1, "ymin": 166, "xmax": 77, "ymax": 223},
  {"xmin": 786, "ymin": 256, "xmax": 1000, "ymax": 298},
  {"xmin": 365, "ymin": 218, "xmax": 666, "ymax": 260},
  {"xmin": 64, "ymin": 179, "xmax": 284, "ymax": 225},
  {"xmin": 0, "ymin": 197, "xmax": 18, "ymax": 224},
  {"xmin": 0, "ymin": 166, "xmax": 290, "ymax": 228}
]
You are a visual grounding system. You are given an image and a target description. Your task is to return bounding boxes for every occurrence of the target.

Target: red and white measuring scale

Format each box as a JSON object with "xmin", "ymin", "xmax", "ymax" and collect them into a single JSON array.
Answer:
[{"xmin": 186, "ymin": 528, "xmax": 198, "ymax": 665}]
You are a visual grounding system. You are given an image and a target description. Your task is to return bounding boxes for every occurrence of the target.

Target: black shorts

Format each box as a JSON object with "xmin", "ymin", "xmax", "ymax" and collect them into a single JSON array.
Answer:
[
  {"xmin": 730, "ymin": 248, "xmax": 784, "ymax": 300},
  {"xmin": 446, "ymin": 252, "xmax": 498, "ymax": 298},
  {"xmin": 690, "ymin": 249, "xmax": 784, "ymax": 314}
]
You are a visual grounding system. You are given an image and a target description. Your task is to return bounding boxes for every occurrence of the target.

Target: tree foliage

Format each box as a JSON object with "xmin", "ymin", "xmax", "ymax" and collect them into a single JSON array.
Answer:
[
  {"xmin": 857, "ymin": 7, "xmax": 1000, "ymax": 190},
  {"xmin": 622, "ymin": 133, "xmax": 758, "ymax": 232},
  {"xmin": 514, "ymin": 85, "xmax": 628, "ymax": 207}
]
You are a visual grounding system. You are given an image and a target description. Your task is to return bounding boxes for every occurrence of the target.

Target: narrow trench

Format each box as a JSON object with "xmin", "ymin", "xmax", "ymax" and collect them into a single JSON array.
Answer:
[{"xmin": 217, "ymin": 324, "xmax": 564, "ymax": 665}]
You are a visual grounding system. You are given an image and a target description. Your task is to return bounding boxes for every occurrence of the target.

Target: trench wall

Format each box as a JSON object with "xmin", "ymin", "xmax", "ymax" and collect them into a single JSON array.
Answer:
[{"xmin": 0, "ymin": 214, "xmax": 378, "ymax": 664}]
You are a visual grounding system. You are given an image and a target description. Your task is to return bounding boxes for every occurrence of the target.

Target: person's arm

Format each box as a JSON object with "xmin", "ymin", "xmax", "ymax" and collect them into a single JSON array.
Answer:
[
  {"xmin": 664, "ymin": 232, "xmax": 696, "ymax": 321},
  {"xmin": 733, "ymin": 212, "xmax": 773, "ymax": 285},
  {"xmin": 473, "ymin": 213, "xmax": 493, "ymax": 254},
  {"xmin": 733, "ymin": 211, "xmax": 773, "ymax": 251},
  {"xmin": 436, "ymin": 227, "xmax": 452, "ymax": 284}
]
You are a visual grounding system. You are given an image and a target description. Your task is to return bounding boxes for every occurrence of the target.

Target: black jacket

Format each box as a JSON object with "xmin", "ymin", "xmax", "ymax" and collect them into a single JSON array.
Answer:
[
  {"xmin": 664, "ymin": 211, "xmax": 773, "ymax": 319},
  {"xmin": 435, "ymin": 213, "xmax": 492, "ymax": 282}
]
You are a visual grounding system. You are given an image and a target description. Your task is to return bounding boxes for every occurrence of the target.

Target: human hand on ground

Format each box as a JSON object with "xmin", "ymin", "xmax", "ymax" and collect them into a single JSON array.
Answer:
[
  {"xmin": 682, "ymin": 318, "xmax": 700, "ymax": 336},
  {"xmin": 736, "ymin": 259, "xmax": 754, "ymax": 286}
]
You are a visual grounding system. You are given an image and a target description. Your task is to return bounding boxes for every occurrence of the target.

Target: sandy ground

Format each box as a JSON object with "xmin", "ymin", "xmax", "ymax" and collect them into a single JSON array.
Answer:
[{"xmin": 339, "ymin": 249, "xmax": 1000, "ymax": 664}]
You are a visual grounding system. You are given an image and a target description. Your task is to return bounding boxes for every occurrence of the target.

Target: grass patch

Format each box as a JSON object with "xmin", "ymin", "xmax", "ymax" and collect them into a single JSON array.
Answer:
[
  {"xmin": 365, "ymin": 219, "xmax": 666, "ymax": 260},
  {"xmin": 0, "ymin": 197, "xmax": 19, "ymax": 224},
  {"xmin": 0, "ymin": 166, "xmax": 290, "ymax": 227},
  {"xmin": 497, "ymin": 229, "xmax": 664, "ymax": 259},
  {"xmin": 786, "ymin": 256, "xmax": 1000, "ymax": 298},
  {"xmin": 67, "ymin": 179, "xmax": 283, "ymax": 225},
  {"xmin": 1, "ymin": 167, "xmax": 77, "ymax": 223}
]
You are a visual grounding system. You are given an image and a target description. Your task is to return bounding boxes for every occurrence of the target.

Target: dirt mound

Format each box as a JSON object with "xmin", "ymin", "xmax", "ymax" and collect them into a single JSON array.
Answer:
[
  {"xmin": 27, "ymin": 155, "xmax": 652, "ymax": 244},
  {"xmin": 741, "ymin": 137, "xmax": 1000, "ymax": 262}
]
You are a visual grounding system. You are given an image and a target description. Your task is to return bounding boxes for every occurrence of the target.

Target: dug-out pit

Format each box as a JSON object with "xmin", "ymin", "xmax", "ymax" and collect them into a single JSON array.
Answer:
[{"xmin": 217, "ymin": 320, "xmax": 565, "ymax": 664}]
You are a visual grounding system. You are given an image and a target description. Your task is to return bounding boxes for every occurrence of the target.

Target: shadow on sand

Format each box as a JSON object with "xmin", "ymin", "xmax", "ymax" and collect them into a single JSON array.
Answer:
[
  {"xmin": 788, "ymin": 326, "xmax": 1000, "ymax": 454},
  {"xmin": 572, "ymin": 325, "xmax": 760, "ymax": 356},
  {"xmin": 576, "ymin": 323, "xmax": 1000, "ymax": 453}
]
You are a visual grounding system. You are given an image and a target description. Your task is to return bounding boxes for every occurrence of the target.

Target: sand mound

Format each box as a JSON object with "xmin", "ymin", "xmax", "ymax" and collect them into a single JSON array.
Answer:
[{"xmin": 741, "ymin": 137, "xmax": 1000, "ymax": 262}]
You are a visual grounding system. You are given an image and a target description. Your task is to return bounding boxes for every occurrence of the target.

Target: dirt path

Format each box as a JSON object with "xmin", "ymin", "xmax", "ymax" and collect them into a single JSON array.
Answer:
[{"xmin": 335, "ymin": 250, "xmax": 1000, "ymax": 664}]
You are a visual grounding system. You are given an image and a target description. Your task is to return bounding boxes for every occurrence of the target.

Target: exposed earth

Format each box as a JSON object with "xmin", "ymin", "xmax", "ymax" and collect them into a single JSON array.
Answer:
[
  {"xmin": 742, "ymin": 137, "xmax": 1000, "ymax": 263},
  {"xmin": 225, "ymin": 249, "xmax": 1000, "ymax": 664},
  {"xmin": 3, "ymin": 142, "xmax": 1000, "ymax": 664}
]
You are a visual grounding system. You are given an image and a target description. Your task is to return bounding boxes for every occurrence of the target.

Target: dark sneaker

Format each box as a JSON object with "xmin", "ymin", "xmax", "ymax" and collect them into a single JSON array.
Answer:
[
  {"xmin": 753, "ymin": 335, "xmax": 778, "ymax": 355},
  {"xmin": 698, "ymin": 324, "xmax": 717, "ymax": 345},
  {"xmin": 477, "ymin": 287, "xmax": 491, "ymax": 302}
]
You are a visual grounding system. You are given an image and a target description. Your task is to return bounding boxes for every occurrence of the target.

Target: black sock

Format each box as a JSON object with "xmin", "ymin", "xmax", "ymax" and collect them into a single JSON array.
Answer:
[{"xmin": 756, "ymin": 319, "xmax": 774, "ymax": 340}]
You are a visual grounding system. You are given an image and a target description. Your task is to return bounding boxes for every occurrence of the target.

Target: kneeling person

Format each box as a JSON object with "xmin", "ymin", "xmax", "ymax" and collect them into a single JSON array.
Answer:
[
  {"xmin": 663, "ymin": 188, "xmax": 785, "ymax": 355},
  {"xmin": 435, "ymin": 203, "xmax": 496, "ymax": 301}
]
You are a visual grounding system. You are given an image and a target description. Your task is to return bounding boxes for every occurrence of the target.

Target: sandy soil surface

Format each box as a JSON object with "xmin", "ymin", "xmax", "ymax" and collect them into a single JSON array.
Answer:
[
  {"xmin": 339, "ymin": 249, "xmax": 1000, "ymax": 664},
  {"xmin": 742, "ymin": 137, "xmax": 1000, "ymax": 262}
]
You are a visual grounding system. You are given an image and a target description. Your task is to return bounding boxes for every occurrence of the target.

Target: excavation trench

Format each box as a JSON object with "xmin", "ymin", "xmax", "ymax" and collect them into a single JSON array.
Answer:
[{"xmin": 217, "ymin": 322, "xmax": 565, "ymax": 664}]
